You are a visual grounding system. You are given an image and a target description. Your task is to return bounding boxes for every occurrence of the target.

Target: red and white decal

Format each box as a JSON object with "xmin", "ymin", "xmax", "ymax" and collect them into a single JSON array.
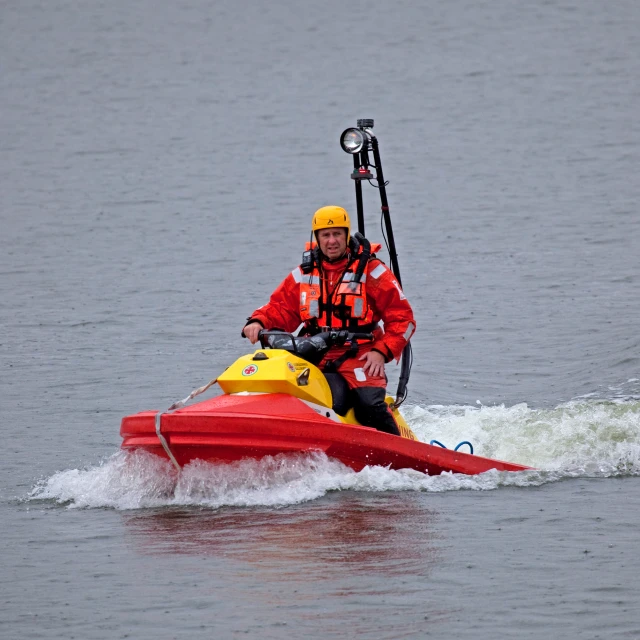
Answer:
[{"xmin": 242, "ymin": 364, "xmax": 258, "ymax": 376}]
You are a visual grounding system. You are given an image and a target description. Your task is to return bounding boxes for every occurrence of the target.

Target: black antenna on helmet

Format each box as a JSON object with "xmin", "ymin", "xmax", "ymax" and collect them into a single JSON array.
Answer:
[{"xmin": 339, "ymin": 119, "xmax": 413, "ymax": 407}]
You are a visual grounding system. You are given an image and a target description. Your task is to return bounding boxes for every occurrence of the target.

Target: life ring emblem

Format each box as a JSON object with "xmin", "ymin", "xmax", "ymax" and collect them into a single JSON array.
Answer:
[{"xmin": 242, "ymin": 364, "xmax": 258, "ymax": 376}]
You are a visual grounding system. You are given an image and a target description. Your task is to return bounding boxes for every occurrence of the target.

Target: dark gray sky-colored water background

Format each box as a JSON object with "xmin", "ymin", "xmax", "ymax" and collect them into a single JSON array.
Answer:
[{"xmin": 2, "ymin": 1, "xmax": 640, "ymax": 638}]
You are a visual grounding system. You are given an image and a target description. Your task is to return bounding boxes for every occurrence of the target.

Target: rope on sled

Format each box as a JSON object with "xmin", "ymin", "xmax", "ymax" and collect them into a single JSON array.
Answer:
[{"xmin": 155, "ymin": 377, "xmax": 219, "ymax": 471}]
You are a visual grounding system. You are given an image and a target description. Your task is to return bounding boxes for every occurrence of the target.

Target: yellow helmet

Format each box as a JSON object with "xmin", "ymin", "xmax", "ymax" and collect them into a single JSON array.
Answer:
[{"xmin": 311, "ymin": 206, "xmax": 351, "ymax": 238}]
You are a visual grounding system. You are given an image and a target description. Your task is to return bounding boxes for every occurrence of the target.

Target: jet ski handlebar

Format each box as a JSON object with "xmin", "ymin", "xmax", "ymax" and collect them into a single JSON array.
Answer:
[
  {"xmin": 258, "ymin": 329, "xmax": 373, "ymax": 347},
  {"xmin": 257, "ymin": 330, "xmax": 373, "ymax": 365}
]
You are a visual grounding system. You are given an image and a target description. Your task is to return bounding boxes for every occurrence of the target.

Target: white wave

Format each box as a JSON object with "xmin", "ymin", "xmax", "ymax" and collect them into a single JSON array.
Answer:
[
  {"xmin": 28, "ymin": 449, "xmax": 548, "ymax": 510},
  {"xmin": 28, "ymin": 451, "xmax": 350, "ymax": 510},
  {"xmin": 403, "ymin": 398, "xmax": 640, "ymax": 475},
  {"xmin": 27, "ymin": 398, "xmax": 640, "ymax": 510}
]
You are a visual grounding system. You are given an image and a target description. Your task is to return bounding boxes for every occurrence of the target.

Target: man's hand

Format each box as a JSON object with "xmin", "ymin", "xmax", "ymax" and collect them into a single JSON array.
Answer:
[
  {"xmin": 359, "ymin": 350, "xmax": 386, "ymax": 378},
  {"xmin": 243, "ymin": 322, "xmax": 262, "ymax": 344}
]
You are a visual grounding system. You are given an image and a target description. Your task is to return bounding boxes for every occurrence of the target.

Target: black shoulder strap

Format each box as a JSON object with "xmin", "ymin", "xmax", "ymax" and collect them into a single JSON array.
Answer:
[{"xmin": 352, "ymin": 232, "xmax": 371, "ymax": 285}]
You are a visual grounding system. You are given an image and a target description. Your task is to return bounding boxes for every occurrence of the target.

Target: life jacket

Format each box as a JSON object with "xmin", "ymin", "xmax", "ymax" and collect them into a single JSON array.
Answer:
[{"xmin": 297, "ymin": 237, "xmax": 382, "ymax": 332}]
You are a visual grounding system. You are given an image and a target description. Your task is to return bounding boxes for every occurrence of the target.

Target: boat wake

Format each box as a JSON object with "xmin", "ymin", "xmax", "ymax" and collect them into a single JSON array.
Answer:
[
  {"xmin": 28, "ymin": 397, "xmax": 640, "ymax": 510},
  {"xmin": 404, "ymin": 396, "xmax": 640, "ymax": 476}
]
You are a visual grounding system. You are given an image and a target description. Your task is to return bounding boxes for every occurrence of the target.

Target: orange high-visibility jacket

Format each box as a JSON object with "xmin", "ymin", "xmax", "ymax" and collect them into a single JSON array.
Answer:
[{"xmin": 247, "ymin": 246, "xmax": 415, "ymax": 362}]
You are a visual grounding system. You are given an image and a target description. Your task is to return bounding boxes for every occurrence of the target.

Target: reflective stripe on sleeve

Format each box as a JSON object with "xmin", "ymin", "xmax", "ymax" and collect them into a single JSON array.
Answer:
[
  {"xmin": 370, "ymin": 264, "xmax": 386, "ymax": 279},
  {"xmin": 404, "ymin": 322, "xmax": 415, "ymax": 341}
]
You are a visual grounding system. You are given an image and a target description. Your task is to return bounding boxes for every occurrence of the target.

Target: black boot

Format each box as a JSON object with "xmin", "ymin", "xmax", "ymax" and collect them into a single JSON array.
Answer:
[{"xmin": 351, "ymin": 387, "xmax": 401, "ymax": 436}]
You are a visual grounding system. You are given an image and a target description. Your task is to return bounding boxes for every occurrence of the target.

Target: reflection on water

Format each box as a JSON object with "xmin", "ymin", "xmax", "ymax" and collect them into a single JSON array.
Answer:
[
  {"xmin": 122, "ymin": 491, "xmax": 447, "ymax": 638},
  {"xmin": 123, "ymin": 492, "xmax": 442, "ymax": 579}
]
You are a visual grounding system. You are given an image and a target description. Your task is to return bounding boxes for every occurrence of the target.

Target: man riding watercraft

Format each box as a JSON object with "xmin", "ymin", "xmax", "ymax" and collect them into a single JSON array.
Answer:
[
  {"xmin": 242, "ymin": 205, "xmax": 415, "ymax": 435},
  {"xmin": 121, "ymin": 122, "xmax": 530, "ymax": 475}
]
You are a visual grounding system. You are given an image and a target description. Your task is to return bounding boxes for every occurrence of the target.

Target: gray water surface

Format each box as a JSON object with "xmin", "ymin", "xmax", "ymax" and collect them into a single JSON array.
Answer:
[{"xmin": 2, "ymin": 1, "xmax": 640, "ymax": 638}]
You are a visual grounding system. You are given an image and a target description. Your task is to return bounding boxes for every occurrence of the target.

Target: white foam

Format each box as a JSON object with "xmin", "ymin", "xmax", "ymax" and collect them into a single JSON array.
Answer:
[
  {"xmin": 403, "ymin": 398, "xmax": 640, "ymax": 476},
  {"xmin": 27, "ymin": 398, "xmax": 640, "ymax": 510}
]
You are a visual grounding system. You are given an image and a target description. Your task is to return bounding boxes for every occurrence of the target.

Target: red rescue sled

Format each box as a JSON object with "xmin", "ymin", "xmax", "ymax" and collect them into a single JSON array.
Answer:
[{"xmin": 121, "ymin": 393, "xmax": 530, "ymax": 476}]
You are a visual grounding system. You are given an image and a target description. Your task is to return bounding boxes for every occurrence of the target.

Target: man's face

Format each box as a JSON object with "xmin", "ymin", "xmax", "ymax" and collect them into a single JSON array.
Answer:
[{"xmin": 316, "ymin": 228, "xmax": 348, "ymax": 260}]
